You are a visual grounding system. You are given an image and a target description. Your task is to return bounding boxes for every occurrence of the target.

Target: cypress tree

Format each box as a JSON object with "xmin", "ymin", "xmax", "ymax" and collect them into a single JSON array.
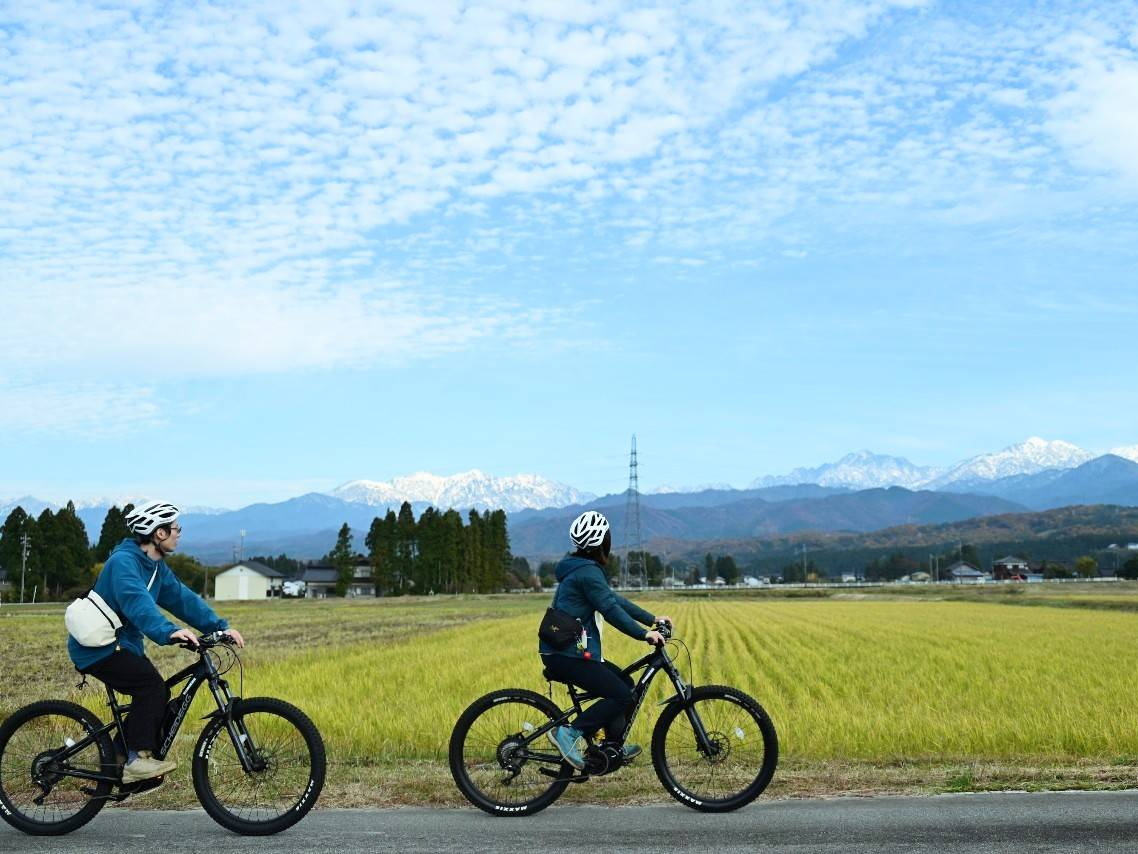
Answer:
[
  {"xmin": 95, "ymin": 505, "xmax": 133, "ymax": 562},
  {"xmin": 328, "ymin": 523, "xmax": 354, "ymax": 597}
]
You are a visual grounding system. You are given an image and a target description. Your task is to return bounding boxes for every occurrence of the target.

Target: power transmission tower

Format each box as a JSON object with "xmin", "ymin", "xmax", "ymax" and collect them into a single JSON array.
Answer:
[{"xmin": 622, "ymin": 434, "xmax": 645, "ymax": 589}]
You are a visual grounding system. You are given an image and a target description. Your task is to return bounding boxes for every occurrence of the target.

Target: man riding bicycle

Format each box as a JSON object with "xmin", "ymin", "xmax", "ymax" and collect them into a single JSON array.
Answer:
[
  {"xmin": 539, "ymin": 510, "xmax": 671, "ymax": 770},
  {"xmin": 67, "ymin": 501, "xmax": 244, "ymax": 785}
]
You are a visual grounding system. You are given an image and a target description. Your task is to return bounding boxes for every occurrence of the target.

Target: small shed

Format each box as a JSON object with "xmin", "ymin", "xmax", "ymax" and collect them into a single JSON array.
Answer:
[{"xmin": 213, "ymin": 561, "xmax": 287, "ymax": 601}]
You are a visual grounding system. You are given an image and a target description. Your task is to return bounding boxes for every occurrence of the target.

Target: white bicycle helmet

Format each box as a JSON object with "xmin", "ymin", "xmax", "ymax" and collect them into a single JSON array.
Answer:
[
  {"xmin": 570, "ymin": 510, "xmax": 610, "ymax": 550},
  {"xmin": 125, "ymin": 501, "xmax": 181, "ymax": 536}
]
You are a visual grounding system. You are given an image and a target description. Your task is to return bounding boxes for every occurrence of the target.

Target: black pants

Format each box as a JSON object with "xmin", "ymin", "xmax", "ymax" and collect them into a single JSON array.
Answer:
[
  {"xmin": 543, "ymin": 655, "xmax": 635, "ymax": 738},
  {"xmin": 83, "ymin": 651, "xmax": 169, "ymax": 753}
]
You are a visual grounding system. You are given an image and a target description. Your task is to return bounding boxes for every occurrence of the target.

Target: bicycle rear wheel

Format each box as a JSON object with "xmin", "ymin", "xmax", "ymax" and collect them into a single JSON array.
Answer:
[
  {"xmin": 191, "ymin": 697, "xmax": 325, "ymax": 835},
  {"xmin": 449, "ymin": 688, "xmax": 570, "ymax": 816},
  {"xmin": 651, "ymin": 684, "xmax": 778, "ymax": 812},
  {"xmin": 0, "ymin": 700, "xmax": 114, "ymax": 835}
]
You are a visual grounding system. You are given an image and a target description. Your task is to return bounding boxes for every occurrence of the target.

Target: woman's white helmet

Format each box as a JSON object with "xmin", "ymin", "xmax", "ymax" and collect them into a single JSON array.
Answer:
[
  {"xmin": 125, "ymin": 501, "xmax": 180, "ymax": 536},
  {"xmin": 570, "ymin": 510, "xmax": 610, "ymax": 550}
]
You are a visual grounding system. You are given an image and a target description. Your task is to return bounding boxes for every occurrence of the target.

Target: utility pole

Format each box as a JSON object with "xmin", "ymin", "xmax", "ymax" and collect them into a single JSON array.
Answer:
[
  {"xmin": 19, "ymin": 529, "xmax": 31, "ymax": 604},
  {"xmin": 801, "ymin": 543, "xmax": 807, "ymax": 583}
]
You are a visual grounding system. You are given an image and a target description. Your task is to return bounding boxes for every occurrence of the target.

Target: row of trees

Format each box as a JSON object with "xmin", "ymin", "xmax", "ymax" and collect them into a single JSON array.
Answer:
[
  {"xmin": 0, "ymin": 504, "xmax": 93, "ymax": 599},
  {"xmin": 0, "ymin": 503, "xmax": 212, "ymax": 600},
  {"xmin": 326, "ymin": 503, "xmax": 513, "ymax": 596}
]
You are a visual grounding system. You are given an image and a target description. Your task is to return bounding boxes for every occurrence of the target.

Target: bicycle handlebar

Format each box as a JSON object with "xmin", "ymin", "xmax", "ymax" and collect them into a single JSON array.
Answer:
[{"xmin": 176, "ymin": 631, "xmax": 235, "ymax": 652}]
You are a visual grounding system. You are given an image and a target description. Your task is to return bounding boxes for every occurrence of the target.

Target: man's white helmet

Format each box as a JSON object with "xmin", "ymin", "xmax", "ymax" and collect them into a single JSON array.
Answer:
[
  {"xmin": 570, "ymin": 510, "xmax": 610, "ymax": 550},
  {"xmin": 125, "ymin": 501, "xmax": 180, "ymax": 536}
]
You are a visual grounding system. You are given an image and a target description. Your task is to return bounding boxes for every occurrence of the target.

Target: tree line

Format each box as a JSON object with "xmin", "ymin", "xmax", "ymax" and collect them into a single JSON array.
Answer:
[
  {"xmin": 325, "ymin": 502, "xmax": 513, "ymax": 596},
  {"xmin": 2, "ymin": 503, "xmax": 221, "ymax": 601}
]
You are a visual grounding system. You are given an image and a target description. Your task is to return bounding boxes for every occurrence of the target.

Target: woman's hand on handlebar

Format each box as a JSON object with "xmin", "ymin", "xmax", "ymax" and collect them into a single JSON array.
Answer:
[{"xmin": 644, "ymin": 629, "xmax": 666, "ymax": 646}]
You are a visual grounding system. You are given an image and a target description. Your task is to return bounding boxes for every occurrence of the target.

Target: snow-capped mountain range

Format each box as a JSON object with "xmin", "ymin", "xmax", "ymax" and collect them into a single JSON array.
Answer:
[
  {"xmin": 329, "ymin": 470, "xmax": 594, "ymax": 513},
  {"xmin": 751, "ymin": 437, "xmax": 1132, "ymax": 492},
  {"xmin": 751, "ymin": 451, "xmax": 941, "ymax": 491}
]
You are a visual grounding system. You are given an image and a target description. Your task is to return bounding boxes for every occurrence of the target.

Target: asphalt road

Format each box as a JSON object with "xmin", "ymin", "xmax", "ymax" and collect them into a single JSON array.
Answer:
[{"xmin": 3, "ymin": 792, "xmax": 1138, "ymax": 853}]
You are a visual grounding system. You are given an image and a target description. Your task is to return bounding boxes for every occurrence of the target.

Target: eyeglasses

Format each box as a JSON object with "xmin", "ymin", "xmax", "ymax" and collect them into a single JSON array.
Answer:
[{"xmin": 170, "ymin": 525, "xmax": 183, "ymax": 534}]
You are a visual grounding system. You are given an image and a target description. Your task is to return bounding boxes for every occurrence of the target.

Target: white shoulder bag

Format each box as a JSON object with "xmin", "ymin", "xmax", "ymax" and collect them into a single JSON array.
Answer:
[{"xmin": 65, "ymin": 566, "xmax": 159, "ymax": 647}]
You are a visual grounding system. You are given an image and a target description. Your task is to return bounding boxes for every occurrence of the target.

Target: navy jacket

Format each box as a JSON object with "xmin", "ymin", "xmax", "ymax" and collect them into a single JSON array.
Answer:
[
  {"xmin": 69, "ymin": 539, "xmax": 227, "ymax": 671},
  {"xmin": 538, "ymin": 555, "xmax": 655, "ymax": 661}
]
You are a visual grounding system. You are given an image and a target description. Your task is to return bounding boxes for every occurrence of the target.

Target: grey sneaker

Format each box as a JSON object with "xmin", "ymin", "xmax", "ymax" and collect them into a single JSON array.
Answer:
[
  {"xmin": 547, "ymin": 726, "xmax": 585, "ymax": 770},
  {"xmin": 121, "ymin": 751, "xmax": 177, "ymax": 784},
  {"xmin": 622, "ymin": 743, "xmax": 642, "ymax": 761}
]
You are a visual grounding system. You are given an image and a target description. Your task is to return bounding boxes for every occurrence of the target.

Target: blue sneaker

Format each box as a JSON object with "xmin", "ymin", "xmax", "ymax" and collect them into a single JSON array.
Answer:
[
  {"xmin": 622, "ymin": 743, "xmax": 642, "ymax": 761},
  {"xmin": 547, "ymin": 725, "xmax": 585, "ymax": 770}
]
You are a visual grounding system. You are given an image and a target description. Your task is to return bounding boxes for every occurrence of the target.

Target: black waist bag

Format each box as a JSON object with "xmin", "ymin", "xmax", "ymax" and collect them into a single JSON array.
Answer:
[{"xmin": 538, "ymin": 608, "xmax": 581, "ymax": 649}]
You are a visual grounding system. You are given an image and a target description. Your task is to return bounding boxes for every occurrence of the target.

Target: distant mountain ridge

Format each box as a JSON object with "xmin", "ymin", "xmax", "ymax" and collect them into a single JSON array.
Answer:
[
  {"xmin": 330, "ymin": 469, "xmax": 593, "ymax": 513},
  {"xmin": 749, "ymin": 438, "xmax": 1119, "ymax": 493},
  {"xmin": 925, "ymin": 437, "xmax": 1095, "ymax": 490},
  {"xmin": 750, "ymin": 451, "xmax": 941, "ymax": 490}
]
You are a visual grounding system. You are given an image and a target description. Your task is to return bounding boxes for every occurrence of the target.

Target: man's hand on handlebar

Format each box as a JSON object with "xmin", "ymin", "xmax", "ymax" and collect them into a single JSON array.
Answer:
[
  {"xmin": 223, "ymin": 628, "xmax": 246, "ymax": 648},
  {"xmin": 170, "ymin": 628, "xmax": 199, "ymax": 647}
]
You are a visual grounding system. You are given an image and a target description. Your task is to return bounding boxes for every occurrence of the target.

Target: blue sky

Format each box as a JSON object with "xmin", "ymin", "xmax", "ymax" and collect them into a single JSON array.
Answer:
[{"xmin": 2, "ymin": 0, "xmax": 1137, "ymax": 508}]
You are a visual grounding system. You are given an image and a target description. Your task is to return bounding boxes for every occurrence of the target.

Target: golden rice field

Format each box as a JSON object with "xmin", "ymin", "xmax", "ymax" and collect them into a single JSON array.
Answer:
[{"xmin": 3, "ymin": 586, "xmax": 1138, "ymax": 805}]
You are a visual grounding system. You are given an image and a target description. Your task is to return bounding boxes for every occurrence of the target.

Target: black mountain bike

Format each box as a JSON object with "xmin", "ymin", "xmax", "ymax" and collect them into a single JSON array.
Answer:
[
  {"xmin": 449, "ymin": 621, "xmax": 778, "ymax": 816},
  {"xmin": 0, "ymin": 632, "xmax": 325, "ymax": 836}
]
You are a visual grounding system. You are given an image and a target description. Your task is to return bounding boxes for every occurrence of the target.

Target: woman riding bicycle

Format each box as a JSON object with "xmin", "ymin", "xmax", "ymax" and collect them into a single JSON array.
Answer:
[
  {"xmin": 67, "ymin": 501, "xmax": 244, "ymax": 785},
  {"xmin": 540, "ymin": 510, "xmax": 670, "ymax": 770}
]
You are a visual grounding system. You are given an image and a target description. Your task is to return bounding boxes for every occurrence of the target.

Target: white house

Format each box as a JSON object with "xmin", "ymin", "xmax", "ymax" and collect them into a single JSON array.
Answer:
[{"xmin": 213, "ymin": 561, "xmax": 287, "ymax": 601}]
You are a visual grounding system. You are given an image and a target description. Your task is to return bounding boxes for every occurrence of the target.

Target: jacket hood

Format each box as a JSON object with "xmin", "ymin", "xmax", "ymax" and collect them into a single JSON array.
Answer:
[
  {"xmin": 110, "ymin": 537, "xmax": 159, "ymax": 569},
  {"xmin": 556, "ymin": 555, "xmax": 599, "ymax": 582}
]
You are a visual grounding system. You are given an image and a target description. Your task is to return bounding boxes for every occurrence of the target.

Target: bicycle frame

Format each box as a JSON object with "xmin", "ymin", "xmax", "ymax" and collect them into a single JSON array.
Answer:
[
  {"xmin": 521, "ymin": 642, "xmax": 717, "ymax": 770},
  {"xmin": 36, "ymin": 645, "xmax": 254, "ymax": 796}
]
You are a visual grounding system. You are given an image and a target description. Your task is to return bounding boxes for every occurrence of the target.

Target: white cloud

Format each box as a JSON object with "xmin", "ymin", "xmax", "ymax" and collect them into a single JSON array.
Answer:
[
  {"xmin": 2, "ymin": 0, "xmax": 1137, "ymax": 400},
  {"xmin": 1045, "ymin": 34, "xmax": 1138, "ymax": 185},
  {"xmin": 0, "ymin": 381, "xmax": 163, "ymax": 438}
]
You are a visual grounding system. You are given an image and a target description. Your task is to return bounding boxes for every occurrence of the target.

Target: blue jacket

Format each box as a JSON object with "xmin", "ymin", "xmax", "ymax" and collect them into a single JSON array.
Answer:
[
  {"xmin": 69, "ymin": 539, "xmax": 228, "ymax": 672},
  {"xmin": 538, "ymin": 555, "xmax": 655, "ymax": 661}
]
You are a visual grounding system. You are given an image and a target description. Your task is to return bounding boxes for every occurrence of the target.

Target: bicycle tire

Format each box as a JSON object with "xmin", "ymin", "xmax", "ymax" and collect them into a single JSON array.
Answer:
[
  {"xmin": 449, "ymin": 688, "xmax": 570, "ymax": 816},
  {"xmin": 0, "ymin": 700, "xmax": 114, "ymax": 835},
  {"xmin": 651, "ymin": 684, "xmax": 778, "ymax": 812},
  {"xmin": 191, "ymin": 697, "xmax": 325, "ymax": 835}
]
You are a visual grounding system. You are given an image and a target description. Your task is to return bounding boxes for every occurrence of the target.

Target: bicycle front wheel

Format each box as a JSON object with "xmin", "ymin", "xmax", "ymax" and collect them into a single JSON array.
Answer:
[
  {"xmin": 0, "ymin": 700, "xmax": 114, "ymax": 835},
  {"xmin": 651, "ymin": 684, "xmax": 778, "ymax": 812},
  {"xmin": 449, "ymin": 688, "xmax": 570, "ymax": 816},
  {"xmin": 191, "ymin": 697, "xmax": 325, "ymax": 835}
]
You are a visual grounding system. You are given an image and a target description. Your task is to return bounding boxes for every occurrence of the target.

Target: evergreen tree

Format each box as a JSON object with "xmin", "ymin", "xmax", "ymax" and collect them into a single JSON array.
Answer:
[
  {"xmin": 415, "ymin": 507, "xmax": 440, "ymax": 593},
  {"xmin": 0, "ymin": 507, "xmax": 32, "ymax": 598},
  {"xmin": 486, "ymin": 509, "xmax": 511, "ymax": 592},
  {"xmin": 463, "ymin": 510, "xmax": 484, "ymax": 592},
  {"xmin": 714, "ymin": 554, "xmax": 739, "ymax": 584},
  {"xmin": 440, "ymin": 510, "xmax": 464, "ymax": 593},
  {"xmin": 1119, "ymin": 556, "xmax": 1138, "ymax": 580},
  {"xmin": 367, "ymin": 510, "xmax": 398, "ymax": 596},
  {"xmin": 328, "ymin": 523, "xmax": 355, "ymax": 596},
  {"xmin": 395, "ymin": 502, "xmax": 417, "ymax": 594},
  {"xmin": 53, "ymin": 501, "xmax": 93, "ymax": 594},
  {"xmin": 95, "ymin": 505, "xmax": 133, "ymax": 562},
  {"xmin": 511, "ymin": 556, "xmax": 532, "ymax": 588}
]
